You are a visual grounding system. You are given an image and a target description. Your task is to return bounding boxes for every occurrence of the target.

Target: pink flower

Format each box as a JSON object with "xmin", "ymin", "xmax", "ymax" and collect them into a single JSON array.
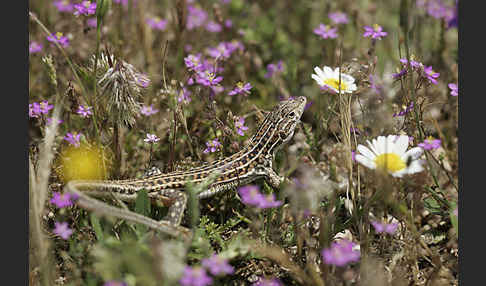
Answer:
[
  {"xmin": 448, "ymin": 83, "xmax": 458, "ymax": 96},
  {"xmin": 363, "ymin": 24, "xmax": 387, "ymax": 40},
  {"xmin": 321, "ymin": 239, "xmax": 360, "ymax": 266},
  {"xmin": 140, "ymin": 105, "xmax": 159, "ymax": 116},
  {"xmin": 418, "ymin": 137, "xmax": 441, "ymax": 150},
  {"xmin": 371, "ymin": 220, "xmax": 398, "ymax": 234},
  {"xmin": 76, "ymin": 105, "xmax": 93, "ymax": 118},
  {"xmin": 146, "ymin": 17, "xmax": 168, "ymax": 30},
  {"xmin": 228, "ymin": 82, "xmax": 252, "ymax": 96},
  {"xmin": 53, "ymin": 222, "xmax": 73, "ymax": 240},
  {"xmin": 179, "ymin": 266, "xmax": 213, "ymax": 286},
  {"xmin": 313, "ymin": 23, "xmax": 338, "ymax": 39},
  {"xmin": 144, "ymin": 133, "xmax": 160, "ymax": 143},
  {"xmin": 206, "ymin": 21, "xmax": 222, "ymax": 32},
  {"xmin": 235, "ymin": 117, "xmax": 249, "ymax": 136},
  {"xmin": 73, "ymin": 1, "xmax": 96, "ymax": 16},
  {"xmin": 203, "ymin": 138, "xmax": 222, "ymax": 153},
  {"xmin": 47, "ymin": 32, "xmax": 70, "ymax": 47},
  {"xmin": 202, "ymin": 254, "xmax": 234, "ymax": 276},
  {"xmin": 29, "ymin": 41, "xmax": 43, "ymax": 54},
  {"xmin": 64, "ymin": 132, "xmax": 82, "ymax": 147},
  {"xmin": 328, "ymin": 12, "xmax": 349, "ymax": 24},
  {"xmin": 423, "ymin": 66, "xmax": 440, "ymax": 84}
]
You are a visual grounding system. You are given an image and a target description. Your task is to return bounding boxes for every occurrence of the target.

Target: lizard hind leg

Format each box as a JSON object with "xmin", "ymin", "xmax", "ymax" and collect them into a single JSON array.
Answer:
[{"xmin": 158, "ymin": 189, "xmax": 188, "ymax": 226}]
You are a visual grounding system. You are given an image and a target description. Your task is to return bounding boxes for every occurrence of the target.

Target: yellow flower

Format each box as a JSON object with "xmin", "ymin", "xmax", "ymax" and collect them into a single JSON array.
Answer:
[{"xmin": 311, "ymin": 66, "xmax": 357, "ymax": 94}]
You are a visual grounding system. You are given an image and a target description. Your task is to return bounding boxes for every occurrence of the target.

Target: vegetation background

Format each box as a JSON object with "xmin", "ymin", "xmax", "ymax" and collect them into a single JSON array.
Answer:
[{"xmin": 28, "ymin": 0, "xmax": 458, "ymax": 285}]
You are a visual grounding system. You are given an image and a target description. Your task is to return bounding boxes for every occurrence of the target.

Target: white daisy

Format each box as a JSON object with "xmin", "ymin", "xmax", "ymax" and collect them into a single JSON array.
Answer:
[
  {"xmin": 311, "ymin": 66, "xmax": 357, "ymax": 94},
  {"xmin": 355, "ymin": 135, "xmax": 424, "ymax": 178}
]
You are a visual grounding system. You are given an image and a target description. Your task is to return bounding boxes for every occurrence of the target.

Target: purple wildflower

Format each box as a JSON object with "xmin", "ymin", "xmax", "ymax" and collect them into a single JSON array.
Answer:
[
  {"xmin": 39, "ymin": 101, "xmax": 54, "ymax": 114},
  {"xmin": 238, "ymin": 185, "xmax": 282, "ymax": 209},
  {"xmin": 252, "ymin": 278, "xmax": 283, "ymax": 286},
  {"xmin": 73, "ymin": 1, "xmax": 96, "ymax": 16},
  {"xmin": 393, "ymin": 102, "xmax": 414, "ymax": 117},
  {"xmin": 418, "ymin": 137, "xmax": 441, "ymax": 150},
  {"xmin": 313, "ymin": 23, "xmax": 338, "ymax": 39},
  {"xmin": 53, "ymin": 0, "xmax": 74, "ymax": 12},
  {"xmin": 423, "ymin": 66, "xmax": 440, "ymax": 84},
  {"xmin": 113, "ymin": 0, "xmax": 128, "ymax": 5},
  {"xmin": 328, "ymin": 12, "xmax": 349, "ymax": 24},
  {"xmin": 186, "ymin": 5, "xmax": 208, "ymax": 30},
  {"xmin": 178, "ymin": 88, "xmax": 192, "ymax": 104},
  {"xmin": 179, "ymin": 266, "xmax": 213, "ymax": 286},
  {"xmin": 103, "ymin": 281, "xmax": 127, "ymax": 286},
  {"xmin": 235, "ymin": 117, "xmax": 249, "ymax": 136},
  {"xmin": 140, "ymin": 105, "xmax": 159, "ymax": 116},
  {"xmin": 29, "ymin": 41, "xmax": 43, "ymax": 54},
  {"xmin": 225, "ymin": 19, "xmax": 233, "ymax": 28},
  {"xmin": 363, "ymin": 24, "xmax": 387, "ymax": 40},
  {"xmin": 264, "ymin": 60, "xmax": 284, "ymax": 78},
  {"xmin": 425, "ymin": 0, "xmax": 451, "ymax": 19},
  {"xmin": 76, "ymin": 105, "xmax": 93, "ymax": 118},
  {"xmin": 238, "ymin": 185, "xmax": 264, "ymax": 206},
  {"xmin": 202, "ymin": 254, "xmax": 234, "ymax": 276},
  {"xmin": 392, "ymin": 68, "xmax": 408, "ymax": 80},
  {"xmin": 64, "ymin": 132, "xmax": 82, "ymax": 147},
  {"xmin": 50, "ymin": 192, "xmax": 76, "ymax": 208},
  {"xmin": 87, "ymin": 17, "xmax": 97, "ymax": 28},
  {"xmin": 184, "ymin": 53, "xmax": 204, "ymax": 72},
  {"xmin": 371, "ymin": 221, "xmax": 399, "ymax": 234},
  {"xmin": 259, "ymin": 194, "xmax": 283, "ymax": 209},
  {"xmin": 400, "ymin": 58, "xmax": 423, "ymax": 70},
  {"xmin": 146, "ymin": 17, "xmax": 168, "ymax": 30},
  {"xmin": 351, "ymin": 150, "xmax": 356, "ymax": 162},
  {"xmin": 144, "ymin": 133, "xmax": 160, "ymax": 143},
  {"xmin": 46, "ymin": 32, "xmax": 70, "ymax": 47},
  {"xmin": 228, "ymin": 82, "xmax": 252, "ymax": 96},
  {"xmin": 206, "ymin": 21, "xmax": 222, "ymax": 32},
  {"xmin": 447, "ymin": 2, "xmax": 458, "ymax": 28},
  {"xmin": 29, "ymin": 103, "xmax": 40, "ymax": 118},
  {"xmin": 203, "ymin": 139, "xmax": 222, "ymax": 153},
  {"xmin": 448, "ymin": 83, "xmax": 458, "ymax": 96},
  {"xmin": 206, "ymin": 42, "xmax": 232, "ymax": 59},
  {"xmin": 196, "ymin": 71, "xmax": 223, "ymax": 87},
  {"xmin": 53, "ymin": 222, "xmax": 73, "ymax": 240},
  {"xmin": 47, "ymin": 117, "xmax": 64, "ymax": 125},
  {"xmin": 321, "ymin": 239, "xmax": 360, "ymax": 266}
]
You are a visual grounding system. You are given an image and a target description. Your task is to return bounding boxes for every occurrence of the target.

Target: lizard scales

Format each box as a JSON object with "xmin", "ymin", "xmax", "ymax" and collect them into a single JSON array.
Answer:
[{"xmin": 65, "ymin": 96, "xmax": 307, "ymax": 237}]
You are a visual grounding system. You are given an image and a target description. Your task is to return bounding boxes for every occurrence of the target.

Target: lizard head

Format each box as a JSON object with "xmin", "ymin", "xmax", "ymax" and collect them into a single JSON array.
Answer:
[
  {"xmin": 248, "ymin": 96, "xmax": 307, "ymax": 153},
  {"xmin": 272, "ymin": 96, "xmax": 307, "ymax": 144}
]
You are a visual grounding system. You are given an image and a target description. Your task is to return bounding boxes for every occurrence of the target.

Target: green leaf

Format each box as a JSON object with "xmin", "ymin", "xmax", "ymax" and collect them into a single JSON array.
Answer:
[
  {"xmin": 135, "ymin": 189, "xmax": 151, "ymax": 217},
  {"xmin": 90, "ymin": 213, "xmax": 104, "ymax": 241},
  {"xmin": 134, "ymin": 189, "xmax": 151, "ymax": 233}
]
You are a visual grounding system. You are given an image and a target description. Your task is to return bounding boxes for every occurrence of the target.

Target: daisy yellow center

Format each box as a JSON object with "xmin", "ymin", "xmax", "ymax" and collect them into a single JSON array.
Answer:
[
  {"xmin": 55, "ymin": 32, "xmax": 63, "ymax": 39},
  {"xmin": 373, "ymin": 23, "xmax": 380, "ymax": 31},
  {"xmin": 324, "ymin": 78, "xmax": 348, "ymax": 92},
  {"xmin": 374, "ymin": 153, "xmax": 406, "ymax": 173}
]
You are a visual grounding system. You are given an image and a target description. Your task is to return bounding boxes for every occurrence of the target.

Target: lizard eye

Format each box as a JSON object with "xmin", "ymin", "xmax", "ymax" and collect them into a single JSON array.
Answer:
[{"xmin": 288, "ymin": 111, "xmax": 295, "ymax": 117}]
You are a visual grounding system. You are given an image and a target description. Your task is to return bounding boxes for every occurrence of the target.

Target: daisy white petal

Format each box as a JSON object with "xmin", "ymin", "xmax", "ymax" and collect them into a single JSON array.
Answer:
[
  {"xmin": 357, "ymin": 144, "xmax": 376, "ymax": 160},
  {"xmin": 355, "ymin": 155, "xmax": 376, "ymax": 169},
  {"xmin": 355, "ymin": 134, "xmax": 424, "ymax": 177},
  {"xmin": 392, "ymin": 135, "xmax": 409, "ymax": 156}
]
